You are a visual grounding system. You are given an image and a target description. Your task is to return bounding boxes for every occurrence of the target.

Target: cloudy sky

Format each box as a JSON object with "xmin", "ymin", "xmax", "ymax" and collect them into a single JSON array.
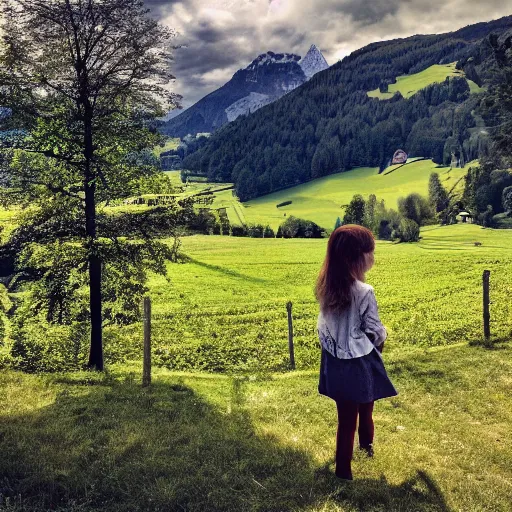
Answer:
[{"xmin": 145, "ymin": 0, "xmax": 511, "ymax": 113}]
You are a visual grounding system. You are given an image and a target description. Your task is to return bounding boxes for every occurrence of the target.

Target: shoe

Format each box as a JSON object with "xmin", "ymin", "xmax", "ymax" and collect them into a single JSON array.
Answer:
[
  {"xmin": 359, "ymin": 444, "xmax": 374, "ymax": 457},
  {"xmin": 335, "ymin": 471, "xmax": 353, "ymax": 480}
]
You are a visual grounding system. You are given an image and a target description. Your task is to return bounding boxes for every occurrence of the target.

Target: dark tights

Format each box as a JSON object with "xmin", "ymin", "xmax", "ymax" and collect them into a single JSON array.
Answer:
[{"xmin": 334, "ymin": 400, "xmax": 375, "ymax": 479}]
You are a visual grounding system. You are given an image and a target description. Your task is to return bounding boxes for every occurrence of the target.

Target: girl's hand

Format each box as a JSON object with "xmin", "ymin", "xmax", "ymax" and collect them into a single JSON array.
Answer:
[{"xmin": 377, "ymin": 342, "xmax": 385, "ymax": 353}]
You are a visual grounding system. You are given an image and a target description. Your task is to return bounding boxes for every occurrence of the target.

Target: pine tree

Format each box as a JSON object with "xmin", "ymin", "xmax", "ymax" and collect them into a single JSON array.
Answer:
[
  {"xmin": 343, "ymin": 195, "xmax": 366, "ymax": 225},
  {"xmin": 334, "ymin": 217, "xmax": 342, "ymax": 230},
  {"xmin": 428, "ymin": 173, "xmax": 449, "ymax": 213}
]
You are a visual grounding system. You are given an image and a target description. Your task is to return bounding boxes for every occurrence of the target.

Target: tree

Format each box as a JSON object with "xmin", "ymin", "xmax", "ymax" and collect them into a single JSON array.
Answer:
[
  {"xmin": 482, "ymin": 34, "xmax": 512, "ymax": 169},
  {"xmin": 343, "ymin": 194, "xmax": 366, "ymax": 226},
  {"xmin": 0, "ymin": 0, "xmax": 180, "ymax": 370},
  {"xmin": 334, "ymin": 217, "xmax": 342, "ymax": 230},
  {"xmin": 503, "ymin": 186, "xmax": 512, "ymax": 216},
  {"xmin": 398, "ymin": 193, "xmax": 433, "ymax": 226},
  {"xmin": 363, "ymin": 194, "xmax": 377, "ymax": 232},
  {"xmin": 428, "ymin": 173, "xmax": 449, "ymax": 214},
  {"xmin": 396, "ymin": 218, "xmax": 420, "ymax": 242}
]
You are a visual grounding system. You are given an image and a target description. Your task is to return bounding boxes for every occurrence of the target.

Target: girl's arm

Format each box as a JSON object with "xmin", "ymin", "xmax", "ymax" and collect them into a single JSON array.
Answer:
[{"xmin": 360, "ymin": 289, "xmax": 387, "ymax": 349}]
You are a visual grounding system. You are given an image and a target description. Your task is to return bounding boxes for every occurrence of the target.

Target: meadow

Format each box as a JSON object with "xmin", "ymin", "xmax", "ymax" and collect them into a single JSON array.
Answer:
[
  {"xmin": 1, "ymin": 219, "xmax": 512, "ymax": 511},
  {"xmin": 367, "ymin": 63, "xmax": 485, "ymax": 100},
  {"xmin": 241, "ymin": 160, "xmax": 467, "ymax": 230},
  {"xmin": 1, "ymin": 223, "xmax": 511, "ymax": 510},
  {"xmin": 89, "ymin": 224, "xmax": 512, "ymax": 374},
  {"xmin": 164, "ymin": 159, "xmax": 468, "ymax": 231}
]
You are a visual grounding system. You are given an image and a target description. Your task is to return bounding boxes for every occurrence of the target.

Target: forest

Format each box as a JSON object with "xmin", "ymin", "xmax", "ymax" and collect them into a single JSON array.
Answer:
[{"xmin": 180, "ymin": 17, "xmax": 512, "ymax": 201}]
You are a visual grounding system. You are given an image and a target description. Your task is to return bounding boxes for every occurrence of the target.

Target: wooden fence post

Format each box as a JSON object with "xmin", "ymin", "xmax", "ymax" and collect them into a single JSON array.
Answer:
[
  {"xmin": 286, "ymin": 301, "xmax": 295, "ymax": 370},
  {"xmin": 483, "ymin": 270, "xmax": 491, "ymax": 341},
  {"xmin": 143, "ymin": 296, "xmax": 152, "ymax": 387}
]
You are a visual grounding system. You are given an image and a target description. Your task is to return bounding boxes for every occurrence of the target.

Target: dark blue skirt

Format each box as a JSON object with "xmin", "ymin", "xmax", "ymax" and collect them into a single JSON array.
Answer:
[{"xmin": 318, "ymin": 348, "xmax": 397, "ymax": 403}]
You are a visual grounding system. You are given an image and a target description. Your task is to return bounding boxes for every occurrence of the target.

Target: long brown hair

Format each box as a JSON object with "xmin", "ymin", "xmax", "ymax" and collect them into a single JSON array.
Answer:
[{"xmin": 315, "ymin": 224, "xmax": 375, "ymax": 313}]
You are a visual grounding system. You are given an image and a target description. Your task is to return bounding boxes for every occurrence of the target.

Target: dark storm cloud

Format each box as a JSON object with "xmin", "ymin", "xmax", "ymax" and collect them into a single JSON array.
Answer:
[
  {"xmin": 190, "ymin": 22, "xmax": 227, "ymax": 44},
  {"xmin": 337, "ymin": 0, "xmax": 405, "ymax": 24},
  {"xmin": 149, "ymin": 0, "xmax": 512, "ymax": 111}
]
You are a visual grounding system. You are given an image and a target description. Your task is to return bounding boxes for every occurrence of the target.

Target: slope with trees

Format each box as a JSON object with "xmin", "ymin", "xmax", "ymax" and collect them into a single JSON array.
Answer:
[{"xmin": 181, "ymin": 17, "xmax": 512, "ymax": 201}]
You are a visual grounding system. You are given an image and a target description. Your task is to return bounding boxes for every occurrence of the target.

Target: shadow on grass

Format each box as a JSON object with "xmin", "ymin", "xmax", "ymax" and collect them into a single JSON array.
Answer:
[
  {"xmin": 330, "ymin": 470, "xmax": 451, "ymax": 512},
  {"xmin": 0, "ymin": 375, "xmax": 451, "ymax": 512},
  {"xmin": 187, "ymin": 257, "xmax": 267, "ymax": 284}
]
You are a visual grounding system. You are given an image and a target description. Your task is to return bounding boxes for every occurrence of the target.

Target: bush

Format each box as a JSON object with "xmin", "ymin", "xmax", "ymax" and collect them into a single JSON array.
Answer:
[
  {"xmin": 279, "ymin": 216, "xmax": 324, "ymax": 238},
  {"xmin": 10, "ymin": 319, "xmax": 90, "ymax": 372},
  {"xmin": 398, "ymin": 193, "xmax": 434, "ymax": 226},
  {"xmin": 396, "ymin": 218, "xmax": 420, "ymax": 242},
  {"xmin": 263, "ymin": 225, "xmax": 275, "ymax": 238},
  {"xmin": 478, "ymin": 205, "xmax": 495, "ymax": 228},
  {"xmin": 247, "ymin": 224, "xmax": 265, "ymax": 237},
  {"xmin": 276, "ymin": 200, "xmax": 292, "ymax": 208},
  {"xmin": 231, "ymin": 225, "xmax": 248, "ymax": 237}
]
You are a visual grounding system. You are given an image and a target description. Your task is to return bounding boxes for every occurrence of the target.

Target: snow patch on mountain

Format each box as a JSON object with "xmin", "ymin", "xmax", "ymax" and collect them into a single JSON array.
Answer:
[
  {"xmin": 300, "ymin": 44, "xmax": 329, "ymax": 79},
  {"xmin": 225, "ymin": 92, "xmax": 273, "ymax": 122}
]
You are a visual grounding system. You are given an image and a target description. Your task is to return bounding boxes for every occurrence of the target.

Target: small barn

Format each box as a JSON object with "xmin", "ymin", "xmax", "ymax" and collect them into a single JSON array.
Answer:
[{"xmin": 392, "ymin": 149, "xmax": 408, "ymax": 165}]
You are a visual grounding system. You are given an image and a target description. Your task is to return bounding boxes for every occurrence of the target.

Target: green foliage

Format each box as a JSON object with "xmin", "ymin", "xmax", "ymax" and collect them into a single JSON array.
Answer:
[
  {"xmin": 428, "ymin": 172, "xmax": 450, "ymax": 214},
  {"xmin": 396, "ymin": 218, "xmax": 421, "ymax": 242},
  {"xmin": 276, "ymin": 201, "xmax": 292, "ymax": 208},
  {"xmin": 398, "ymin": 193, "xmax": 434, "ymax": 226},
  {"xmin": 0, "ymin": 0, "xmax": 180, "ymax": 369},
  {"xmin": 463, "ymin": 165, "xmax": 512, "ymax": 220},
  {"xmin": 481, "ymin": 35, "xmax": 512, "ymax": 170},
  {"xmin": 231, "ymin": 225, "xmax": 248, "ymax": 237},
  {"xmin": 502, "ymin": 186, "xmax": 512, "ymax": 215},
  {"xmin": 478, "ymin": 205, "xmax": 495, "ymax": 228},
  {"xmin": 363, "ymin": 194, "xmax": 378, "ymax": 232},
  {"xmin": 334, "ymin": 216, "xmax": 342, "ymax": 230},
  {"xmin": 343, "ymin": 194, "xmax": 366, "ymax": 225},
  {"xmin": 279, "ymin": 216, "xmax": 324, "ymax": 238},
  {"xmin": 131, "ymin": 171, "xmax": 175, "ymax": 196}
]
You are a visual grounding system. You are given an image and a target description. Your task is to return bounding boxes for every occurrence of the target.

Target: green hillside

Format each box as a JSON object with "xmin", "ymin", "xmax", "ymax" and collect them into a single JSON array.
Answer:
[
  {"xmin": 152, "ymin": 137, "xmax": 180, "ymax": 157},
  {"xmin": 236, "ymin": 160, "xmax": 467, "ymax": 229},
  {"xmin": 162, "ymin": 160, "xmax": 468, "ymax": 230},
  {"xmin": 367, "ymin": 63, "xmax": 485, "ymax": 100}
]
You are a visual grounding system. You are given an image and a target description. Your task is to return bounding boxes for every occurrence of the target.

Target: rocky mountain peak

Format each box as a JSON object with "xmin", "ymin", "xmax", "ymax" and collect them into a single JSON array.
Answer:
[
  {"xmin": 245, "ymin": 51, "xmax": 301, "ymax": 71},
  {"xmin": 299, "ymin": 44, "xmax": 329, "ymax": 79}
]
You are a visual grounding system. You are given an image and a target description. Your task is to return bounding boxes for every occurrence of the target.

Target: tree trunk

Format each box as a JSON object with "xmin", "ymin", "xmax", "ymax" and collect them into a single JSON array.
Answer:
[{"xmin": 84, "ymin": 111, "xmax": 103, "ymax": 371}]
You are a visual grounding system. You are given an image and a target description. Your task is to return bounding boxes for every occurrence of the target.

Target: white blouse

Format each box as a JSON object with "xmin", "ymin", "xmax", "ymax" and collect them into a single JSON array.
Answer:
[{"xmin": 317, "ymin": 280, "xmax": 387, "ymax": 359}]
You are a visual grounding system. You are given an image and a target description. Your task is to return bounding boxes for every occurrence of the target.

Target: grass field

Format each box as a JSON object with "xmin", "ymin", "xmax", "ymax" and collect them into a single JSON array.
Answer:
[
  {"xmin": 367, "ymin": 63, "xmax": 485, "ymax": 100},
  {"xmin": 152, "ymin": 137, "xmax": 180, "ymax": 157},
  {"xmin": 240, "ymin": 160, "xmax": 467, "ymax": 230},
  {"xmin": 49, "ymin": 159, "xmax": 467, "ymax": 231},
  {"xmin": 87, "ymin": 224, "xmax": 512, "ymax": 374},
  {"xmin": 1, "ymin": 221, "xmax": 512, "ymax": 510},
  {"xmin": 1, "ymin": 320, "xmax": 511, "ymax": 511}
]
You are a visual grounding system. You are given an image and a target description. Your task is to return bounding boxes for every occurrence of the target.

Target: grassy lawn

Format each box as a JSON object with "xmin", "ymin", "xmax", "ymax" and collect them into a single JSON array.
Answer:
[
  {"xmin": 89, "ymin": 224, "xmax": 512, "ymax": 373},
  {"xmin": 367, "ymin": 63, "xmax": 485, "ymax": 100},
  {"xmin": 239, "ymin": 160, "xmax": 466, "ymax": 231},
  {"xmin": 1, "ymin": 341, "xmax": 511, "ymax": 511}
]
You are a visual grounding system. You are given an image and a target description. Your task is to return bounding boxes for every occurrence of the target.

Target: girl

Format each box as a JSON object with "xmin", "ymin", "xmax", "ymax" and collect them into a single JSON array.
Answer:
[{"xmin": 315, "ymin": 224, "xmax": 397, "ymax": 480}]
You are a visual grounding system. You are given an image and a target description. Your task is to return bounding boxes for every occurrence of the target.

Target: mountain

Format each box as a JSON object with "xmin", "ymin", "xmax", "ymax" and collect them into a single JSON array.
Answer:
[
  {"xmin": 161, "ymin": 47, "xmax": 329, "ymax": 138},
  {"xmin": 181, "ymin": 16, "xmax": 512, "ymax": 201},
  {"xmin": 300, "ymin": 44, "xmax": 329, "ymax": 79}
]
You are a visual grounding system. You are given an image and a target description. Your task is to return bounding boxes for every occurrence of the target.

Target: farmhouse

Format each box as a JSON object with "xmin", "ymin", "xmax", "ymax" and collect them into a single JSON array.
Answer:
[{"xmin": 392, "ymin": 149, "xmax": 408, "ymax": 164}]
